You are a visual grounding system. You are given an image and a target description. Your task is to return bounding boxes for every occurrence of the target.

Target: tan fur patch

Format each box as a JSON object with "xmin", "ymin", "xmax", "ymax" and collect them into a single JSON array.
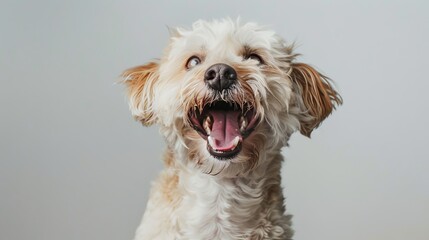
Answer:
[
  {"xmin": 160, "ymin": 172, "xmax": 179, "ymax": 204},
  {"xmin": 290, "ymin": 62, "xmax": 343, "ymax": 137},
  {"xmin": 163, "ymin": 147, "xmax": 174, "ymax": 167},
  {"xmin": 159, "ymin": 149, "xmax": 180, "ymax": 205},
  {"xmin": 123, "ymin": 62, "xmax": 159, "ymax": 125}
]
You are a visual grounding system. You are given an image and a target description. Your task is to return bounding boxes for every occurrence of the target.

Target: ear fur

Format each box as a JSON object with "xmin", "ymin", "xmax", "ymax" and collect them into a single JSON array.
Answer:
[
  {"xmin": 290, "ymin": 62, "xmax": 342, "ymax": 137},
  {"xmin": 167, "ymin": 25, "xmax": 181, "ymax": 38},
  {"xmin": 122, "ymin": 62, "xmax": 159, "ymax": 126}
]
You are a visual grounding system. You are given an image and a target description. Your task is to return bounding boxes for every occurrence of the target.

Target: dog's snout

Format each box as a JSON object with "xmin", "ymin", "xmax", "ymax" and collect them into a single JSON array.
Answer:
[{"xmin": 204, "ymin": 64, "xmax": 237, "ymax": 91}]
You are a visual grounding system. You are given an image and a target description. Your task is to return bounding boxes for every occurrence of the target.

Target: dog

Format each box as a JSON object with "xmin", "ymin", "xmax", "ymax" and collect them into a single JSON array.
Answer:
[{"xmin": 123, "ymin": 19, "xmax": 342, "ymax": 240}]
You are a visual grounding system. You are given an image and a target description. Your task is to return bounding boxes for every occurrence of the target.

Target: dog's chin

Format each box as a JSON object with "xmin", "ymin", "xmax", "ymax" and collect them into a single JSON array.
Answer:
[{"xmin": 188, "ymin": 100, "xmax": 259, "ymax": 161}]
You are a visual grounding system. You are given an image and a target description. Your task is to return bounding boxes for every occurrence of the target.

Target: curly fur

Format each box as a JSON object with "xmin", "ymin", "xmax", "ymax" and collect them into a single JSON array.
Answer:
[{"xmin": 123, "ymin": 18, "xmax": 342, "ymax": 240}]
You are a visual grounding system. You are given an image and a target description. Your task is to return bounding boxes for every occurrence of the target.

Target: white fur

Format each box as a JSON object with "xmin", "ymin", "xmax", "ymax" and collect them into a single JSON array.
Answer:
[
  {"xmin": 124, "ymin": 18, "xmax": 341, "ymax": 240},
  {"xmin": 135, "ymin": 154, "xmax": 292, "ymax": 240}
]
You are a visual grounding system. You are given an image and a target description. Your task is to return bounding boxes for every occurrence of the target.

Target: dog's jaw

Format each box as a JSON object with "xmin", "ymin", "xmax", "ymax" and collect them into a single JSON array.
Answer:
[{"xmin": 188, "ymin": 100, "xmax": 259, "ymax": 160}]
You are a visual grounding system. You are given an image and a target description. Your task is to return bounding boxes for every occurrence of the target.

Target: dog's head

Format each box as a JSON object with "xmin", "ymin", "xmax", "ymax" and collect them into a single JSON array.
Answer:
[{"xmin": 123, "ymin": 19, "xmax": 342, "ymax": 176}]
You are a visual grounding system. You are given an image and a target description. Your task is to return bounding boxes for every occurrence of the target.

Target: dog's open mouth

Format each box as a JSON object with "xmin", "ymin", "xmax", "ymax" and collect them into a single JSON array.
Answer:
[{"xmin": 189, "ymin": 101, "xmax": 259, "ymax": 159}]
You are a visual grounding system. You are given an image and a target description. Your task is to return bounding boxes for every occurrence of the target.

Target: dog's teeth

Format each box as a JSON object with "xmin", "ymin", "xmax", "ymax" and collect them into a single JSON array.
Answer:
[
  {"xmin": 232, "ymin": 136, "xmax": 240, "ymax": 149},
  {"xmin": 239, "ymin": 115, "xmax": 247, "ymax": 132},
  {"xmin": 203, "ymin": 116, "xmax": 212, "ymax": 134},
  {"xmin": 208, "ymin": 136, "xmax": 215, "ymax": 148}
]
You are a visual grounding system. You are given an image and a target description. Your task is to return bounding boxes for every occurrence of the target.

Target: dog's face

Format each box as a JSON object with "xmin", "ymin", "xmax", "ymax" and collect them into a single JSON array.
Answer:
[{"xmin": 124, "ymin": 19, "xmax": 341, "ymax": 176}]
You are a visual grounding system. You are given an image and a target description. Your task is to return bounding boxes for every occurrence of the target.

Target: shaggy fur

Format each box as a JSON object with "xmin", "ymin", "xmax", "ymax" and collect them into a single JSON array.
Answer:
[{"xmin": 123, "ymin": 19, "xmax": 342, "ymax": 240}]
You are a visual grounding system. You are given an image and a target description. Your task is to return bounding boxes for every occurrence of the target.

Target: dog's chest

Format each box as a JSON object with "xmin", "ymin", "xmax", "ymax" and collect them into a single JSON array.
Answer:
[
  {"xmin": 176, "ymin": 173, "xmax": 265, "ymax": 239},
  {"xmin": 135, "ymin": 167, "xmax": 292, "ymax": 240}
]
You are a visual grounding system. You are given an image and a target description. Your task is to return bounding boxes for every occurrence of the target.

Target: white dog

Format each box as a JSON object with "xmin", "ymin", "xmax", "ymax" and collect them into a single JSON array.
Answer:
[{"xmin": 123, "ymin": 19, "xmax": 342, "ymax": 240}]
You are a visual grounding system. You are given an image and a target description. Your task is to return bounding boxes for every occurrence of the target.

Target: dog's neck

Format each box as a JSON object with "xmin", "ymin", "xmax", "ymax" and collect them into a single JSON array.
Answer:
[
  {"xmin": 173, "ymin": 150, "xmax": 292, "ymax": 239},
  {"xmin": 134, "ymin": 146, "xmax": 293, "ymax": 239}
]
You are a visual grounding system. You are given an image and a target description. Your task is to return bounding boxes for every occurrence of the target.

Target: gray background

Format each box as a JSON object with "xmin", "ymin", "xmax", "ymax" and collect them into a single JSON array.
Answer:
[{"xmin": 1, "ymin": 1, "xmax": 428, "ymax": 240}]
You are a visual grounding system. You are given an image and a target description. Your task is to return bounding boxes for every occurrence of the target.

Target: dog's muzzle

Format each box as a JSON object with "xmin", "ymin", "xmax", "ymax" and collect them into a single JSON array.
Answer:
[{"xmin": 187, "ymin": 64, "xmax": 259, "ymax": 160}]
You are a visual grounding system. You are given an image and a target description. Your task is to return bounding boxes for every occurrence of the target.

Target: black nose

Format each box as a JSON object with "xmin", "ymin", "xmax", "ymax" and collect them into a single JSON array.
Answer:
[{"xmin": 204, "ymin": 64, "xmax": 237, "ymax": 91}]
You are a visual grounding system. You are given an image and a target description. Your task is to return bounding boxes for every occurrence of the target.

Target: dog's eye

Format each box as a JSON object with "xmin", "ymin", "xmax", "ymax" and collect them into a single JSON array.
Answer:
[
  {"xmin": 245, "ymin": 53, "xmax": 263, "ymax": 65},
  {"xmin": 186, "ymin": 56, "xmax": 201, "ymax": 69}
]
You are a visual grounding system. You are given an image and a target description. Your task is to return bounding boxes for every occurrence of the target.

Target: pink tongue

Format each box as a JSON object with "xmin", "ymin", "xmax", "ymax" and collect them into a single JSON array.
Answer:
[{"xmin": 209, "ymin": 110, "xmax": 241, "ymax": 151}]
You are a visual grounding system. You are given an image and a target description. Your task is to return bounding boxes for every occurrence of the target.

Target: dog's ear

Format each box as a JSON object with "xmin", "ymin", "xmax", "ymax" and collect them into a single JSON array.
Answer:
[
  {"xmin": 122, "ymin": 62, "xmax": 159, "ymax": 126},
  {"xmin": 290, "ymin": 62, "xmax": 342, "ymax": 137}
]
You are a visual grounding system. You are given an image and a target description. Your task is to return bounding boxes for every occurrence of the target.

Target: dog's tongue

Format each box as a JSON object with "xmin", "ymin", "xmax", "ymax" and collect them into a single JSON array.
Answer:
[{"xmin": 208, "ymin": 110, "xmax": 241, "ymax": 151}]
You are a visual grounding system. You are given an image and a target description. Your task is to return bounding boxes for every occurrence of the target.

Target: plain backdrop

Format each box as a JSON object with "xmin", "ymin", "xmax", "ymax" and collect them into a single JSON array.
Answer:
[{"xmin": 1, "ymin": 1, "xmax": 428, "ymax": 240}]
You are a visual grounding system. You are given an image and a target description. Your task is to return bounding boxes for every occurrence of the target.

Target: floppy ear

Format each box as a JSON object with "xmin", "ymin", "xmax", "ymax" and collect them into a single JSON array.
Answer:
[
  {"xmin": 290, "ymin": 62, "xmax": 342, "ymax": 137},
  {"xmin": 122, "ymin": 62, "xmax": 159, "ymax": 126}
]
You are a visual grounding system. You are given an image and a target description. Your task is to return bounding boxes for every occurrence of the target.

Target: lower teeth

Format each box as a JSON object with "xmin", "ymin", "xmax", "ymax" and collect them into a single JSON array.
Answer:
[
  {"xmin": 203, "ymin": 116, "xmax": 212, "ymax": 134},
  {"xmin": 239, "ymin": 116, "xmax": 247, "ymax": 132}
]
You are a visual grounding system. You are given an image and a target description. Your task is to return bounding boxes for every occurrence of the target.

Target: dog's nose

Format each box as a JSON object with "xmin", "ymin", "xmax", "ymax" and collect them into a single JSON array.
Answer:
[{"xmin": 204, "ymin": 64, "xmax": 237, "ymax": 91}]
